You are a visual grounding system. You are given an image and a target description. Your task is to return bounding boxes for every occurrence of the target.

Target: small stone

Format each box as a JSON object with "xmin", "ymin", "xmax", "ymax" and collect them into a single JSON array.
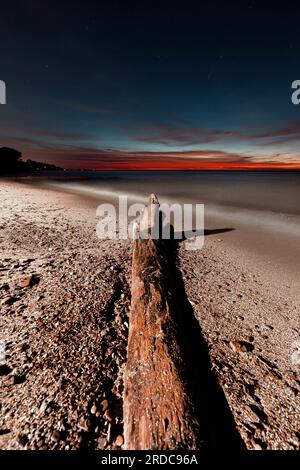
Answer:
[
  {"xmin": 90, "ymin": 405, "xmax": 97, "ymax": 414},
  {"xmin": 66, "ymin": 293, "xmax": 75, "ymax": 302},
  {"xmin": 228, "ymin": 340, "xmax": 253, "ymax": 353},
  {"xmin": 100, "ymin": 399, "xmax": 108, "ymax": 411},
  {"xmin": 39, "ymin": 401, "xmax": 48, "ymax": 413},
  {"xmin": 288, "ymin": 436, "xmax": 300, "ymax": 447},
  {"xmin": 58, "ymin": 378, "xmax": 66, "ymax": 390},
  {"xmin": 252, "ymin": 440, "xmax": 262, "ymax": 450},
  {"xmin": 78, "ymin": 417, "xmax": 91, "ymax": 432},
  {"xmin": 115, "ymin": 435, "xmax": 124, "ymax": 447},
  {"xmin": 268, "ymin": 371, "xmax": 282, "ymax": 381},
  {"xmin": 240, "ymin": 430, "xmax": 249, "ymax": 441},
  {"xmin": 97, "ymin": 436, "xmax": 107, "ymax": 448},
  {"xmin": 36, "ymin": 439, "xmax": 44, "ymax": 448},
  {"xmin": 107, "ymin": 423, "xmax": 112, "ymax": 443},
  {"xmin": 16, "ymin": 275, "xmax": 34, "ymax": 288},
  {"xmin": 51, "ymin": 430, "xmax": 61, "ymax": 442},
  {"xmin": 86, "ymin": 418, "xmax": 94, "ymax": 430},
  {"xmin": 35, "ymin": 260, "xmax": 46, "ymax": 267},
  {"xmin": 104, "ymin": 409, "xmax": 112, "ymax": 422}
]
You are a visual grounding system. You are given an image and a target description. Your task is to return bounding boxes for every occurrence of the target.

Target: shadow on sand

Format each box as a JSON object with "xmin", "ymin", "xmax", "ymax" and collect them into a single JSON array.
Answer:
[{"xmin": 160, "ymin": 222, "xmax": 244, "ymax": 450}]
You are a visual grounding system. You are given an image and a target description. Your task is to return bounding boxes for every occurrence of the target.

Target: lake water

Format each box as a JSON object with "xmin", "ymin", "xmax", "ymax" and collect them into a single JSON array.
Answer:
[{"xmin": 22, "ymin": 171, "xmax": 300, "ymax": 237}]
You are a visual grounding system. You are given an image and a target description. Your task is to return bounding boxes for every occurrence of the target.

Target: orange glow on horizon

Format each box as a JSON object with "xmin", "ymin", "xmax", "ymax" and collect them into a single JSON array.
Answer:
[
  {"xmin": 82, "ymin": 161, "xmax": 300, "ymax": 171},
  {"xmin": 6, "ymin": 140, "xmax": 300, "ymax": 171}
]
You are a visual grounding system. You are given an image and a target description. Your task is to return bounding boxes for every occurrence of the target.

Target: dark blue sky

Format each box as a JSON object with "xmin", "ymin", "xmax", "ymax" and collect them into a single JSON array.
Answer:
[{"xmin": 1, "ymin": 0, "xmax": 300, "ymax": 169}]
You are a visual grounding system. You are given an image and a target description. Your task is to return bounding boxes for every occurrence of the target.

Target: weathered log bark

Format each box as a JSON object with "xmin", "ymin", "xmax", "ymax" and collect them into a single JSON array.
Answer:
[{"xmin": 123, "ymin": 195, "xmax": 201, "ymax": 450}]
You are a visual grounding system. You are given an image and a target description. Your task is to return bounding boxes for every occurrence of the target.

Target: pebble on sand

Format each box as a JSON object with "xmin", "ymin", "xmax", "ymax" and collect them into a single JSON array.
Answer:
[
  {"xmin": 100, "ymin": 399, "xmax": 108, "ymax": 411},
  {"xmin": 115, "ymin": 435, "xmax": 124, "ymax": 447},
  {"xmin": 228, "ymin": 340, "xmax": 253, "ymax": 353},
  {"xmin": 51, "ymin": 430, "xmax": 61, "ymax": 442},
  {"xmin": 16, "ymin": 275, "xmax": 34, "ymax": 288},
  {"xmin": 103, "ymin": 409, "xmax": 112, "ymax": 422},
  {"xmin": 90, "ymin": 405, "xmax": 97, "ymax": 414}
]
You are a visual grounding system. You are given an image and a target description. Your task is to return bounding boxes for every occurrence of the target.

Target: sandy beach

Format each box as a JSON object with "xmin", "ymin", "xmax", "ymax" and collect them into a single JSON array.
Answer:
[{"xmin": 0, "ymin": 179, "xmax": 299, "ymax": 450}]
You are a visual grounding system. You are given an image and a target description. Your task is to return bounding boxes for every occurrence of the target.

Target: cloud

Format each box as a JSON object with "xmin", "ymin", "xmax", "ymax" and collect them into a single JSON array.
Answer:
[
  {"xmin": 0, "ymin": 129, "xmax": 97, "ymax": 151},
  {"xmin": 2, "ymin": 137, "xmax": 298, "ymax": 170},
  {"xmin": 254, "ymin": 122, "xmax": 300, "ymax": 139},
  {"xmin": 2, "ymin": 118, "xmax": 300, "ymax": 170},
  {"xmin": 134, "ymin": 124, "xmax": 243, "ymax": 146},
  {"xmin": 34, "ymin": 129, "xmax": 97, "ymax": 142},
  {"xmin": 251, "ymin": 122, "xmax": 300, "ymax": 147},
  {"xmin": 133, "ymin": 121, "xmax": 300, "ymax": 149}
]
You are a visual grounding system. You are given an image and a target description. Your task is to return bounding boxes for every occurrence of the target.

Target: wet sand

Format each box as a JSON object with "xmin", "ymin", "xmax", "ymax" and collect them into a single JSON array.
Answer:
[{"xmin": 0, "ymin": 179, "xmax": 299, "ymax": 450}]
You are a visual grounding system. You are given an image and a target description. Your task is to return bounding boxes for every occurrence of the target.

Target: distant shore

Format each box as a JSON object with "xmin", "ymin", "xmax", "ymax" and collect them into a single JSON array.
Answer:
[{"xmin": 0, "ymin": 179, "xmax": 299, "ymax": 450}]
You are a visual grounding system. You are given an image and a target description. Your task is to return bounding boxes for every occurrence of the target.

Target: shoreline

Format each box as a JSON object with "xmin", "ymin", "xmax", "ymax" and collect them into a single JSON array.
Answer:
[
  {"xmin": 14, "ymin": 175, "xmax": 300, "ymax": 286},
  {"xmin": 0, "ymin": 180, "xmax": 299, "ymax": 450}
]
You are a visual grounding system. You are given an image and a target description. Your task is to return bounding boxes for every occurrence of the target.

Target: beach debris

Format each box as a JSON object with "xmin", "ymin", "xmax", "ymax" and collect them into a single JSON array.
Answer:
[{"xmin": 124, "ymin": 194, "xmax": 201, "ymax": 450}]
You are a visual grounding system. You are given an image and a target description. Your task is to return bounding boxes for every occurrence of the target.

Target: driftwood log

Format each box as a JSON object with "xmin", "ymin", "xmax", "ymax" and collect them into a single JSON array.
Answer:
[{"xmin": 123, "ymin": 194, "xmax": 201, "ymax": 450}]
